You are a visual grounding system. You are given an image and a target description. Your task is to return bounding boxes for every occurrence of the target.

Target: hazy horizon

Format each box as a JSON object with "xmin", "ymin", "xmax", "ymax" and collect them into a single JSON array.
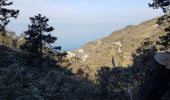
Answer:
[{"xmin": 7, "ymin": 0, "xmax": 163, "ymax": 50}]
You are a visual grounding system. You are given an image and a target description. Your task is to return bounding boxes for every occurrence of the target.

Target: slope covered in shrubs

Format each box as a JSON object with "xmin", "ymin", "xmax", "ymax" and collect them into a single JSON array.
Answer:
[
  {"xmin": 1, "ymin": 14, "xmax": 170, "ymax": 100},
  {"xmin": 0, "ymin": 45, "xmax": 100, "ymax": 100},
  {"xmin": 0, "ymin": 38, "xmax": 168, "ymax": 100}
]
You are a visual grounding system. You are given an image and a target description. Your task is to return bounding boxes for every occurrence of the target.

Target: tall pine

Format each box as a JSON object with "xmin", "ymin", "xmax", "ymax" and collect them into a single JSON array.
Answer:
[
  {"xmin": 21, "ymin": 14, "xmax": 57, "ymax": 57},
  {"xmin": 0, "ymin": 0, "xmax": 19, "ymax": 34}
]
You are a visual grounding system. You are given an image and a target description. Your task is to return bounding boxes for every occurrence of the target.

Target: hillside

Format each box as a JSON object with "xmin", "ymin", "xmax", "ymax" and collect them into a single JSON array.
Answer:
[
  {"xmin": 0, "ymin": 31, "xmax": 24, "ymax": 48},
  {"xmin": 68, "ymin": 16, "xmax": 167, "ymax": 77},
  {"xmin": 0, "ymin": 44, "xmax": 101, "ymax": 100},
  {"xmin": 0, "ymin": 44, "xmax": 140, "ymax": 100},
  {"xmin": 0, "ymin": 15, "xmax": 170, "ymax": 100}
]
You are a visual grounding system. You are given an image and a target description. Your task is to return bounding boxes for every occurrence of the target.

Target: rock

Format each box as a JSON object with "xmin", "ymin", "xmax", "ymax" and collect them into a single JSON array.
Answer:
[
  {"xmin": 154, "ymin": 52, "xmax": 170, "ymax": 69},
  {"xmin": 67, "ymin": 51, "xmax": 76, "ymax": 59},
  {"xmin": 113, "ymin": 41, "xmax": 122, "ymax": 53},
  {"xmin": 77, "ymin": 49, "xmax": 84, "ymax": 54}
]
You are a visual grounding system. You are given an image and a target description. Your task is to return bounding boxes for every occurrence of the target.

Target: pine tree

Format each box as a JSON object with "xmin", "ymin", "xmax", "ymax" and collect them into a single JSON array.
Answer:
[
  {"xmin": 149, "ymin": 0, "xmax": 170, "ymax": 13},
  {"xmin": 21, "ymin": 14, "xmax": 57, "ymax": 57},
  {"xmin": 0, "ymin": 0, "xmax": 19, "ymax": 34}
]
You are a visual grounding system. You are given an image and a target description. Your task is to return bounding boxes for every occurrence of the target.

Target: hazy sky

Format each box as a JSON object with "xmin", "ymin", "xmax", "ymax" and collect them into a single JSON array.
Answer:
[{"xmin": 7, "ymin": 0, "xmax": 163, "ymax": 50}]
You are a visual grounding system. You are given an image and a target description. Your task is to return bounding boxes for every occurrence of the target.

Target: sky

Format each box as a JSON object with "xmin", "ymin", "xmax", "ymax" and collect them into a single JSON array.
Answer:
[{"xmin": 7, "ymin": 0, "xmax": 163, "ymax": 50}]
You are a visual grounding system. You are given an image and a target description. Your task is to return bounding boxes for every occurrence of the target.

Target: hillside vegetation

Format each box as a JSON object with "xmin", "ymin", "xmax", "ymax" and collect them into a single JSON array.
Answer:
[
  {"xmin": 0, "ymin": 44, "xmax": 100, "ymax": 100},
  {"xmin": 0, "ymin": 30, "xmax": 169, "ymax": 100},
  {"xmin": 1, "ymin": 0, "xmax": 170, "ymax": 99}
]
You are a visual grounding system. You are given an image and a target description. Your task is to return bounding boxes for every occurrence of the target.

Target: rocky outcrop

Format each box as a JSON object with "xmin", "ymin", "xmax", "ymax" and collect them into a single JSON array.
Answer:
[
  {"xmin": 155, "ymin": 52, "xmax": 170, "ymax": 69},
  {"xmin": 134, "ymin": 52, "xmax": 170, "ymax": 100},
  {"xmin": 113, "ymin": 41, "xmax": 122, "ymax": 53}
]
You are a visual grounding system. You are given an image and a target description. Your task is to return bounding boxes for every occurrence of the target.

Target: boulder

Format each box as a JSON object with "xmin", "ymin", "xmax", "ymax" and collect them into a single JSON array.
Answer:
[{"xmin": 154, "ymin": 52, "xmax": 170, "ymax": 69}]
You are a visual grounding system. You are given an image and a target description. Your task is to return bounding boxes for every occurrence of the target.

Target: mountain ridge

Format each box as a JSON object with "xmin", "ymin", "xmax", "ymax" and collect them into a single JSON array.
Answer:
[{"xmin": 67, "ymin": 16, "xmax": 167, "ymax": 78}]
